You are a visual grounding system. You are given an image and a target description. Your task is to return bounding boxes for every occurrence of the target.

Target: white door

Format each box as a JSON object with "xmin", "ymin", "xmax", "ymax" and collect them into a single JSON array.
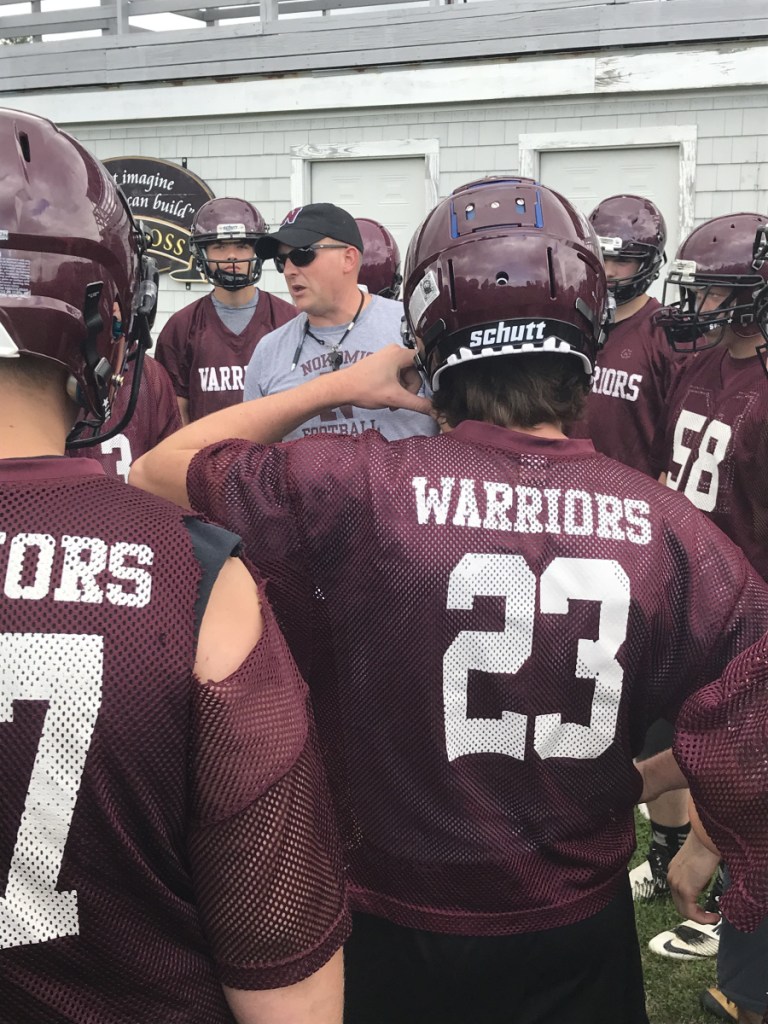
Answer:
[
  {"xmin": 310, "ymin": 157, "xmax": 427, "ymax": 277},
  {"xmin": 539, "ymin": 146, "xmax": 680, "ymax": 301}
]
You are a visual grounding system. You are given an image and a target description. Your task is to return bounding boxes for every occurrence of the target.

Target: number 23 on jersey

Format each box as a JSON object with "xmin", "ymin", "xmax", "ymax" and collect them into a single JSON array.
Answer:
[{"xmin": 444, "ymin": 554, "xmax": 629, "ymax": 763}]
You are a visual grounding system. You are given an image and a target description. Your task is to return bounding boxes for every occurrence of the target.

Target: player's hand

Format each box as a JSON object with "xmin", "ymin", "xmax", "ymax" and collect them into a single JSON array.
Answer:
[
  {"xmin": 334, "ymin": 344, "xmax": 433, "ymax": 415},
  {"xmin": 667, "ymin": 831, "xmax": 721, "ymax": 924}
]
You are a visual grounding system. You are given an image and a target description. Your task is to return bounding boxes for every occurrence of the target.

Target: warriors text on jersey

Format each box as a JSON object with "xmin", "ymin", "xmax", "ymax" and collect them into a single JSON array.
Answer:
[
  {"xmin": 657, "ymin": 347, "xmax": 768, "ymax": 578},
  {"xmin": 188, "ymin": 423, "xmax": 768, "ymax": 936},
  {"xmin": 155, "ymin": 291, "xmax": 296, "ymax": 420},
  {"xmin": 0, "ymin": 456, "xmax": 348, "ymax": 1023},
  {"xmin": 570, "ymin": 297, "xmax": 681, "ymax": 477}
]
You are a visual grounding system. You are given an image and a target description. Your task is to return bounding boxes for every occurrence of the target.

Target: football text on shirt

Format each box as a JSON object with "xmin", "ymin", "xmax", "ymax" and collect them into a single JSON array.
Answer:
[
  {"xmin": 591, "ymin": 367, "xmax": 642, "ymax": 402},
  {"xmin": 198, "ymin": 365, "xmax": 245, "ymax": 393},
  {"xmin": 0, "ymin": 531, "xmax": 154, "ymax": 606},
  {"xmin": 412, "ymin": 478, "xmax": 652, "ymax": 544}
]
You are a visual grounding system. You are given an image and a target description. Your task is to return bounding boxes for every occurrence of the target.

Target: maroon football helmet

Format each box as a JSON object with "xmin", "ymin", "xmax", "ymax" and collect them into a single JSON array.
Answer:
[
  {"xmin": 191, "ymin": 197, "xmax": 267, "ymax": 290},
  {"xmin": 402, "ymin": 177, "xmax": 608, "ymax": 388},
  {"xmin": 356, "ymin": 217, "xmax": 402, "ymax": 299},
  {"xmin": 752, "ymin": 226, "xmax": 768, "ymax": 375},
  {"xmin": 589, "ymin": 194, "xmax": 667, "ymax": 304},
  {"xmin": 654, "ymin": 213, "xmax": 768, "ymax": 353},
  {"xmin": 0, "ymin": 108, "xmax": 157, "ymax": 447}
]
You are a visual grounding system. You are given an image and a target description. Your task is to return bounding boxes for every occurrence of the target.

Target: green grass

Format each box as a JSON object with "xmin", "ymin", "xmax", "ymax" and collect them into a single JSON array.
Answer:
[{"xmin": 632, "ymin": 811, "xmax": 718, "ymax": 1024}]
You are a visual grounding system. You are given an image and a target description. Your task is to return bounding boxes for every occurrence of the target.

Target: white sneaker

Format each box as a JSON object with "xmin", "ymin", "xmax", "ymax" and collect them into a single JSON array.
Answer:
[{"xmin": 648, "ymin": 919, "xmax": 721, "ymax": 959}]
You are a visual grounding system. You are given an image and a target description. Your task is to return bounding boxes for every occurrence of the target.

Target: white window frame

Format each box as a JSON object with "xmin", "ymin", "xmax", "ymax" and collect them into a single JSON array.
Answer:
[
  {"xmin": 518, "ymin": 126, "xmax": 697, "ymax": 242},
  {"xmin": 290, "ymin": 138, "xmax": 440, "ymax": 212}
]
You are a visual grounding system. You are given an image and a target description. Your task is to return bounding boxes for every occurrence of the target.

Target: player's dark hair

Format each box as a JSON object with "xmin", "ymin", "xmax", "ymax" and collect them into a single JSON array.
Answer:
[{"xmin": 432, "ymin": 353, "xmax": 590, "ymax": 430}]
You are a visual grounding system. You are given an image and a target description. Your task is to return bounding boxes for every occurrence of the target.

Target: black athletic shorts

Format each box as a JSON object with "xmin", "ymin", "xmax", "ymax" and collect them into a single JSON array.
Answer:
[
  {"xmin": 638, "ymin": 717, "xmax": 674, "ymax": 761},
  {"xmin": 343, "ymin": 878, "xmax": 648, "ymax": 1024}
]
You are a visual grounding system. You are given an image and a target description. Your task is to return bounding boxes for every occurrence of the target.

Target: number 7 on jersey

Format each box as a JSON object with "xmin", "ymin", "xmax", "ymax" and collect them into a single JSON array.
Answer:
[{"xmin": 0, "ymin": 633, "xmax": 103, "ymax": 949}]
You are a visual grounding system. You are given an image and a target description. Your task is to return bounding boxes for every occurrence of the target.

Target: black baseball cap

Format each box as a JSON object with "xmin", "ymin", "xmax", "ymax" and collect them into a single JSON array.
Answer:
[{"xmin": 256, "ymin": 203, "xmax": 364, "ymax": 258}]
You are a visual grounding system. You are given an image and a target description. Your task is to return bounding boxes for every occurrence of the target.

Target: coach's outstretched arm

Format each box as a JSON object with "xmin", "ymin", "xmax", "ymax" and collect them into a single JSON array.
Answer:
[{"xmin": 131, "ymin": 345, "xmax": 430, "ymax": 507}]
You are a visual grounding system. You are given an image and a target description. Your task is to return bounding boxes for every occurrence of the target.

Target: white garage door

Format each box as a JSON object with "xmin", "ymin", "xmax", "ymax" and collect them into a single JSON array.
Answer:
[
  {"xmin": 310, "ymin": 157, "xmax": 427, "ymax": 276},
  {"xmin": 539, "ymin": 146, "xmax": 680, "ymax": 301}
]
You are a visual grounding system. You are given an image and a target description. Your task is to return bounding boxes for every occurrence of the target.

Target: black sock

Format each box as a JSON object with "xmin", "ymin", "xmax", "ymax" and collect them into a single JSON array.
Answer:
[{"xmin": 650, "ymin": 821, "xmax": 691, "ymax": 856}]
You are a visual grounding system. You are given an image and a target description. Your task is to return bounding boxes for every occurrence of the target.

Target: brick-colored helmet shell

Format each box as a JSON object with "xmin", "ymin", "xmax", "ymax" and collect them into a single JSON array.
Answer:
[
  {"xmin": 0, "ymin": 108, "xmax": 144, "ymax": 418},
  {"xmin": 655, "ymin": 212, "xmax": 768, "ymax": 351},
  {"xmin": 191, "ymin": 197, "xmax": 267, "ymax": 240},
  {"xmin": 589, "ymin": 194, "xmax": 667, "ymax": 303},
  {"xmin": 403, "ymin": 177, "xmax": 607, "ymax": 387},
  {"xmin": 190, "ymin": 197, "xmax": 266, "ymax": 289},
  {"xmin": 356, "ymin": 217, "xmax": 402, "ymax": 299}
]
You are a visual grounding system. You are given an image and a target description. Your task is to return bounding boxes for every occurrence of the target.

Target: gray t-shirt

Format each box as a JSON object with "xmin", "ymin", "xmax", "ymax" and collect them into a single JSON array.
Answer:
[
  {"xmin": 243, "ymin": 295, "xmax": 437, "ymax": 441},
  {"xmin": 210, "ymin": 292, "xmax": 259, "ymax": 335}
]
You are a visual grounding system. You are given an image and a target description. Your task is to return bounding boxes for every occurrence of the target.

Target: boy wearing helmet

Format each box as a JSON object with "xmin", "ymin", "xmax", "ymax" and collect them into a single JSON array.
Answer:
[
  {"xmin": 654, "ymin": 214, "xmax": 768, "ymax": 577},
  {"xmin": 646, "ymin": 215, "xmax": 768, "ymax": 1017},
  {"xmin": 155, "ymin": 197, "xmax": 296, "ymax": 423},
  {"xmin": 0, "ymin": 109, "xmax": 347, "ymax": 1022},
  {"xmin": 571, "ymin": 194, "xmax": 678, "ymax": 478},
  {"xmin": 134, "ymin": 178, "xmax": 768, "ymax": 1024}
]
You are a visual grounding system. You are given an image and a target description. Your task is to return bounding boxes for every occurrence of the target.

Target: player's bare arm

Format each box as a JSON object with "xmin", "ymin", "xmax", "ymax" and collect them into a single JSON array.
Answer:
[
  {"xmin": 636, "ymin": 748, "xmax": 688, "ymax": 803},
  {"xmin": 194, "ymin": 555, "xmax": 263, "ymax": 681},
  {"xmin": 195, "ymin": 558, "xmax": 345, "ymax": 1023},
  {"xmin": 223, "ymin": 951, "xmax": 343, "ymax": 1024},
  {"xmin": 131, "ymin": 344, "xmax": 430, "ymax": 507},
  {"xmin": 177, "ymin": 395, "xmax": 191, "ymax": 426}
]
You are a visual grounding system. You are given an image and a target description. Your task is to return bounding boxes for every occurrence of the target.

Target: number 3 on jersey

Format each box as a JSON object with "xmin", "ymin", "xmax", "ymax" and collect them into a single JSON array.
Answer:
[
  {"xmin": 0, "ymin": 633, "xmax": 103, "ymax": 948},
  {"xmin": 443, "ymin": 555, "xmax": 629, "ymax": 762}
]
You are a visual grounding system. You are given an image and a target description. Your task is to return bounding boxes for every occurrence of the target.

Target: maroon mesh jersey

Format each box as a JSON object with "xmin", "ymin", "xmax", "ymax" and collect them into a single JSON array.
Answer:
[
  {"xmin": 570, "ymin": 298, "xmax": 683, "ymax": 477},
  {"xmin": 188, "ymin": 423, "xmax": 768, "ymax": 936},
  {"xmin": 155, "ymin": 291, "xmax": 296, "ymax": 420},
  {"xmin": 674, "ymin": 634, "xmax": 768, "ymax": 933},
  {"xmin": 656, "ymin": 347, "xmax": 768, "ymax": 578},
  {"xmin": 70, "ymin": 355, "xmax": 181, "ymax": 481},
  {"xmin": 0, "ymin": 457, "xmax": 348, "ymax": 1022}
]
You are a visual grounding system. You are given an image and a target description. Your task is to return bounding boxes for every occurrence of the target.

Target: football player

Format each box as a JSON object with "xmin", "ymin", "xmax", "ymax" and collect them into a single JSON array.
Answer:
[
  {"xmin": 0, "ymin": 108, "xmax": 347, "ymax": 1023},
  {"xmin": 155, "ymin": 197, "xmax": 297, "ymax": 423},
  {"xmin": 572, "ymin": 197, "xmax": 695, "ymax": 908},
  {"xmin": 356, "ymin": 216, "xmax": 403, "ymax": 299},
  {"xmin": 69, "ymin": 348, "xmax": 182, "ymax": 480},
  {"xmin": 646, "ymin": 214, "xmax": 768, "ymax": 1014},
  {"xmin": 572, "ymin": 193, "xmax": 675, "ymax": 477},
  {"xmin": 653, "ymin": 212, "xmax": 768, "ymax": 578},
  {"xmin": 133, "ymin": 177, "xmax": 768, "ymax": 1024}
]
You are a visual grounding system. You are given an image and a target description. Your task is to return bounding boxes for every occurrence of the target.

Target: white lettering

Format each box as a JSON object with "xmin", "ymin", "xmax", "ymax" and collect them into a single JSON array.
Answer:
[
  {"xmin": 413, "ymin": 477, "xmax": 455, "ymax": 525},
  {"xmin": 411, "ymin": 478, "xmax": 652, "ymax": 545},
  {"xmin": 4, "ymin": 534, "xmax": 56, "ymax": 600},
  {"xmin": 54, "ymin": 536, "xmax": 108, "ymax": 604},
  {"xmin": 0, "ymin": 533, "xmax": 155, "ymax": 606},
  {"xmin": 482, "ymin": 482, "xmax": 515, "ymax": 530}
]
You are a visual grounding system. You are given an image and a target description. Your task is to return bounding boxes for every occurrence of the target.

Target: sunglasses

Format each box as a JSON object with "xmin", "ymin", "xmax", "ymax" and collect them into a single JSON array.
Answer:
[{"xmin": 274, "ymin": 243, "xmax": 349, "ymax": 273}]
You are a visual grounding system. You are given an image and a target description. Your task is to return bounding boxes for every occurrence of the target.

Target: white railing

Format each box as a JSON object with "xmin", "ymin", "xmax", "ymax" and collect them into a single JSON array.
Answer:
[{"xmin": 0, "ymin": 0, "xmax": 474, "ymax": 42}]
